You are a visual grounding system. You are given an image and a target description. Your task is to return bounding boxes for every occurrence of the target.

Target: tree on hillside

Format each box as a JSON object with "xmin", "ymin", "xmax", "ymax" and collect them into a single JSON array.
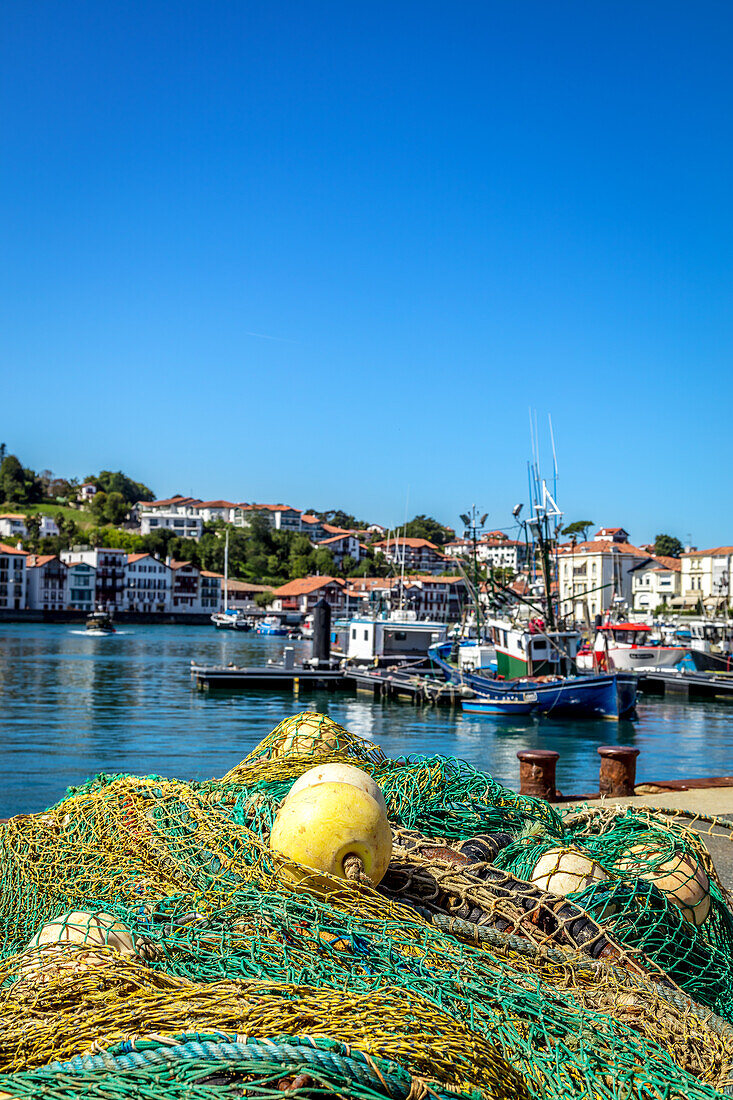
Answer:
[
  {"xmin": 654, "ymin": 533, "xmax": 683, "ymax": 558},
  {"xmin": 402, "ymin": 515, "xmax": 452, "ymax": 546},
  {"xmin": 307, "ymin": 509, "xmax": 365, "ymax": 530},
  {"xmin": 561, "ymin": 520, "xmax": 594, "ymax": 542},
  {"xmin": 24, "ymin": 513, "xmax": 41, "ymax": 551},
  {"xmin": 0, "ymin": 455, "xmax": 26, "ymax": 501},
  {"xmin": 86, "ymin": 470, "xmax": 155, "ymax": 504}
]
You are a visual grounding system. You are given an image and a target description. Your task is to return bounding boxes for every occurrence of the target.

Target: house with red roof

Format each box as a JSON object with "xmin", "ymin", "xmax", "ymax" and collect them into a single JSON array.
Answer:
[
  {"xmin": 316, "ymin": 532, "xmax": 367, "ymax": 567},
  {"xmin": 270, "ymin": 576, "xmax": 351, "ymax": 615},
  {"xmin": 0, "ymin": 543, "xmax": 28, "ymax": 610},
  {"xmin": 232, "ymin": 504, "xmax": 302, "ymax": 532},
  {"xmin": 557, "ymin": 536, "xmax": 650, "ymax": 620},
  {"xmin": 139, "ymin": 496, "xmax": 204, "ymax": 539},
  {"xmin": 25, "ymin": 554, "xmax": 68, "ymax": 611},
  {"xmin": 125, "ymin": 553, "xmax": 173, "ymax": 613},
  {"xmin": 372, "ymin": 537, "xmax": 450, "ymax": 575}
]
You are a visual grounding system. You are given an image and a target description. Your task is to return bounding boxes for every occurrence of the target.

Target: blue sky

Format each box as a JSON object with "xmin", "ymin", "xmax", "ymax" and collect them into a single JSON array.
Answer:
[{"xmin": 2, "ymin": 2, "xmax": 732, "ymax": 545}]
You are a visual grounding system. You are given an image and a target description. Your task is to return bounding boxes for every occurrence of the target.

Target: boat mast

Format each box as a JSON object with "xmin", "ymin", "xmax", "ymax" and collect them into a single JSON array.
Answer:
[
  {"xmin": 223, "ymin": 528, "xmax": 229, "ymax": 614},
  {"xmin": 460, "ymin": 506, "xmax": 488, "ymax": 640}
]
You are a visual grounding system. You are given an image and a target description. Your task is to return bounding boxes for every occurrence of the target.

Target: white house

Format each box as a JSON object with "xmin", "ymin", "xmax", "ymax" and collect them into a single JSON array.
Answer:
[
  {"xmin": 316, "ymin": 533, "xmax": 367, "ymax": 567},
  {"xmin": 139, "ymin": 496, "xmax": 204, "ymax": 539},
  {"xmin": 77, "ymin": 483, "xmax": 97, "ymax": 504},
  {"xmin": 25, "ymin": 555, "xmax": 69, "ymax": 611},
  {"xmin": 0, "ymin": 543, "xmax": 28, "ymax": 610},
  {"xmin": 125, "ymin": 553, "xmax": 172, "ymax": 613},
  {"xmin": 224, "ymin": 580, "xmax": 273, "ymax": 612},
  {"xmin": 630, "ymin": 557, "xmax": 682, "ymax": 614},
  {"xmin": 66, "ymin": 560, "xmax": 96, "ymax": 611},
  {"xmin": 233, "ymin": 504, "xmax": 303, "ymax": 532},
  {"xmin": 301, "ymin": 514, "xmax": 327, "ymax": 541},
  {"xmin": 679, "ymin": 547, "xmax": 733, "ymax": 611},
  {"xmin": 0, "ymin": 514, "xmax": 27, "ymax": 539},
  {"xmin": 192, "ymin": 501, "xmax": 237, "ymax": 524}
]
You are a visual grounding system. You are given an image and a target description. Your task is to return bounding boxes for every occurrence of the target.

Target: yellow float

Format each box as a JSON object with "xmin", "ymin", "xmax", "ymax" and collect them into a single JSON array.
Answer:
[
  {"xmin": 269, "ymin": 781, "xmax": 392, "ymax": 885},
  {"xmin": 285, "ymin": 762, "xmax": 388, "ymax": 814},
  {"xmin": 265, "ymin": 711, "xmax": 356, "ymax": 759}
]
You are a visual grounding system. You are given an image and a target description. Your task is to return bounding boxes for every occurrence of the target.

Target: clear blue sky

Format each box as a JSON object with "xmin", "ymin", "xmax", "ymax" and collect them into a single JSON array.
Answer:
[{"xmin": 2, "ymin": 2, "xmax": 731, "ymax": 545}]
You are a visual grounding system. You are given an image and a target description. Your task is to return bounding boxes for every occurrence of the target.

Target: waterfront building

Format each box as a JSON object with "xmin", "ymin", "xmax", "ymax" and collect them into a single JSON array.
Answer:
[
  {"xmin": 557, "ymin": 534, "xmax": 649, "ymax": 621},
  {"xmin": 679, "ymin": 547, "xmax": 733, "ymax": 612},
  {"xmin": 200, "ymin": 570, "xmax": 225, "ymax": 613},
  {"xmin": 630, "ymin": 556, "xmax": 682, "ymax": 614},
  {"xmin": 372, "ymin": 537, "xmax": 450, "ymax": 575},
  {"xmin": 66, "ymin": 560, "xmax": 96, "ymax": 611},
  {"xmin": 61, "ymin": 548, "xmax": 127, "ymax": 611},
  {"xmin": 444, "ymin": 535, "xmax": 525, "ymax": 573},
  {"xmin": 232, "ymin": 504, "xmax": 303, "ymax": 532},
  {"xmin": 315, "ymin": 532, "xmax": 367, "ymax": 567},
  {"xmin": 139, "ymin": 496, "xmax": 204, "ymax": 540},
  {"xmin": 125, "ymin": 553, "xmax": 172, "ymax": 613},
  {"xmin": 0, "ymin": 544, "xmax": 27, "ymax": 610},
  {"xmin": 25, "ymin": 555, "xmax": 68, "ymax": 611},
  {"xmin": 270, "ymin": 576, "xmax": 350, "ymax": 616},
  {"xmin": 170, "ymin": 560, "xmax": 203, "ymax": 612},
  {"xmin": 224, "ymin": 579, "xmax": 273, "ymax": 612}
]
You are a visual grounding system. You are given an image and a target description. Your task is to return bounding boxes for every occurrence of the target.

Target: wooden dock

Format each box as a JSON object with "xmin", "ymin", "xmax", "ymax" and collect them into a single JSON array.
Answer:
[
  {"xmin": 638, "ymin": 667, "xmax": 733, "ymax": 701},
  {"xmin": 343, "ymin": 667, "xmax": 468, "ymax": 706},
  {"xmin": 191, "ymin": 662, "xmax": 347, "ymax": 691}
]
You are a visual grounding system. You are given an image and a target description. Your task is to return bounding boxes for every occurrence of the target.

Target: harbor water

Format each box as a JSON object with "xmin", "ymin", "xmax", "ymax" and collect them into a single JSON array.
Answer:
[{"xmin": 1, "ymin": 621, "xmax": 732, "ymax": 819}]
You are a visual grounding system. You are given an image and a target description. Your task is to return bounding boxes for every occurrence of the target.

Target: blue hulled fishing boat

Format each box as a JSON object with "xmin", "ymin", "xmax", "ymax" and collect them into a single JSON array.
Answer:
[{"xmin": 431, "ymin": 641, "xmax": 637, "ymax": 719}]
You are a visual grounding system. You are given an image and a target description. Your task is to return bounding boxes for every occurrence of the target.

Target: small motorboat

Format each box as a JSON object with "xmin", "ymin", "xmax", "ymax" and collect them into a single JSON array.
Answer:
[
  {"xmin": 85, "ymin": 611, "xmax": 116, "ymax": 635},
  {"xmin": 256, "ymin": 615, "xmax": 289, "ymax": 636},
  {"xmin": 211, "ymin": 611, "xmax": 251, "ymax": 631},
  {"xmin": 462, "ymin": 692, "xmax": 538, "ymax": 717}
]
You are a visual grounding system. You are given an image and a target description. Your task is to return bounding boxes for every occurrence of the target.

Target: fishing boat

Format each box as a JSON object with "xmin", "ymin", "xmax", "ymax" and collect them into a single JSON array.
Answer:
[
  {"xmin": 577, "ymin": 620, "xmax": 688, "ymax": 672},
  {"xmin": 85, "ymin": 611, "xmax": 116, "ymax": 635},
  {"xmin": 431, "ymin": 640, "xmax": 637, "ymax": 719},
  {"xmin": 256, "ymin": 615, "xmax": 289, "ymax": 637}
]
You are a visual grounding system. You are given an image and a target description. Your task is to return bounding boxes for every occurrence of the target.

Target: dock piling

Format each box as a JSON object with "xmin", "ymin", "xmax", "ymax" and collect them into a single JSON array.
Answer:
[{"xmin": 597, "ymin": 745, "xmax": 639, "ymax": 796}]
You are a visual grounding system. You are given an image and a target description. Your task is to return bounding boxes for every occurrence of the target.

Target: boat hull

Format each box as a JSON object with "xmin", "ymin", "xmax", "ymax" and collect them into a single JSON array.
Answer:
[
  {"xmin": 463, "ymin": 696, "xmax": 537, "ymax": 716},
  {"xmin": 579, "ymin": 646, "xmax": 687, "ymax": 672}
]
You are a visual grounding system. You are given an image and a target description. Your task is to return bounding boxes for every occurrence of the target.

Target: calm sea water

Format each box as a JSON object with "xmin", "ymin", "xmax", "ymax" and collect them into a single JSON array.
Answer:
[{"xmin": 1, "ymin": 622, "xmax": 732, "ymax": 818}]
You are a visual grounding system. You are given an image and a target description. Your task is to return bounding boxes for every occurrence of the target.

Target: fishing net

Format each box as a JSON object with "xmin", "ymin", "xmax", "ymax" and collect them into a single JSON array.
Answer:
[{"xmin": 0, "ymin": 709, "xmax": 732, "ymax": 1099}]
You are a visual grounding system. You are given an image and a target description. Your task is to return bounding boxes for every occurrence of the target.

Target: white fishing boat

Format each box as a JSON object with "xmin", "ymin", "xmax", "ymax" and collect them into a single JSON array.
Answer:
[
  {"xmin": 344, "ymin": 609, "xmax": 448, "ymax": 665},
  {"xmin": 577, "ymin": 621, "xmax": 688, "ymax": 672}
]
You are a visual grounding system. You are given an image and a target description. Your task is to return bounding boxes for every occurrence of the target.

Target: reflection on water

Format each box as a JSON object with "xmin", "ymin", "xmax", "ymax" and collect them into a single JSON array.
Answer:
[{"xmin": 0, "ymin": 623, "xmax": 732, "ymax": 817}]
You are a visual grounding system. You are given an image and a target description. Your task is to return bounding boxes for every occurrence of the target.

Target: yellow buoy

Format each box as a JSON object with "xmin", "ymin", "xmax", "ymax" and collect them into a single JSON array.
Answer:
[
  {"xmin": 270, "ymin": 781, "xmax": 392, "ymax": 885},
  {"xmin": 529, "ymin": 846, "xmax": 610, "ymax": 896},
  {"xmin": 266, "ymin": 712, "xmax": 356, "ymax": 759},
  {"xmin": 285, "ymin": 762, "xmax": 388, "ymax": 814},
  {"xmin": 616, "ymin": 844, "xmax": 711, "ymax": 925}
]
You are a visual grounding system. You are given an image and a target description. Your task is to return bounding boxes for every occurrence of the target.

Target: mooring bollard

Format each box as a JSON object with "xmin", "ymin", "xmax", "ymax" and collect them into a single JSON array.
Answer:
[
  {"xmin": 517, "ymin": 749, "xmax": 559, "ymax": 800},
  {"xmin": 597, "ymin": 745, "xmax": 639, "ymax": 796}
]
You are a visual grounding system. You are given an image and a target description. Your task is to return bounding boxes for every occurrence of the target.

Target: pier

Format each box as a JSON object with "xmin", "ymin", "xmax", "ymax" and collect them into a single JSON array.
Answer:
[{"xmin": 638, "ymin": 667, "xmax": 733, "ymax": 701}]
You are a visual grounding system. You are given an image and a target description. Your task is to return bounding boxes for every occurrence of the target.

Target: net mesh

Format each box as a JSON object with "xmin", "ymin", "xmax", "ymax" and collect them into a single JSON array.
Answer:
[{"xmin": 0, "ymin": 709, "xmax": 732, "ymax": 1099}]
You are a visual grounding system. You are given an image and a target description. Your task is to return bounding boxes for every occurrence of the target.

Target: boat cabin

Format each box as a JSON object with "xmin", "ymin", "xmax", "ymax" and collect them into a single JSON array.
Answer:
[
  {"xmin": 597, "ymin": 623, "xmax": 651, "ymax": 647},
  {"xmin": 486, "ymin": 618, "xmax": 581, "ymax": 678},
  {"xmin": 346, "ymin": 613, "xmax": 447, "ymax": 664}
]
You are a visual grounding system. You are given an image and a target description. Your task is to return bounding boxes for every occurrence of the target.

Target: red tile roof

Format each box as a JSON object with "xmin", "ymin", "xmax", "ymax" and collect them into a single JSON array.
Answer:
[
  {"xmin": 0, "ymin": 543, "xmax": 28, "ymax": 556},
  {"xmin": 201, "ymin": 570, "xmax": 224, "ymax": 578},
  {"xmin": 169, "ymin": 560, "xmax": 197, "ymax": 571},
  {"xmin": 141, "ymin": 495, "xmax": 201, "ymax": 508},
  {"xmin": 272, "ymin": 576, "xmax": 346, "ymax": 596},
  {"xmin": 26, "ymin": 554, "xmax": 62, "ymax": 568},
  {"xmin": 682, "ymin": 546, "xmax": 733, "ymax": 558},
  {"xmin": 373, "ymin": 537, "xmax": 441, "ymax": 551},
  {"xmin": 0, "ymin": 513, "xmax": 26, "ymax": 521},
  {"xmin": 322, "ymin": 523, "xmax": 354, "ymax": 536},
  {"xmin": 318, "ymin": 533, "xmax": 357, "ymax": 546},
  {"xmin": 236, "ymin": 503, "xmax": 301, "ymax": 513},
  {"xmin": 557, "ymin": 540, "xmax": 649, "ymax": 556},
  {"xmin": 192, "ymin": 500, "xmax": 236, "ymax": 509}
]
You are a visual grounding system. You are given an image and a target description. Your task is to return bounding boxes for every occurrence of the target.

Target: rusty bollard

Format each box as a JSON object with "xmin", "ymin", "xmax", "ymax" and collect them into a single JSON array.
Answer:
[
  {"xmin": 598, "ymin": 745, "xmax": 639, "ymax": 797},
  {"xmin": 517, "ymin": 749, "xmax": 559, "ymax": 800}
]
